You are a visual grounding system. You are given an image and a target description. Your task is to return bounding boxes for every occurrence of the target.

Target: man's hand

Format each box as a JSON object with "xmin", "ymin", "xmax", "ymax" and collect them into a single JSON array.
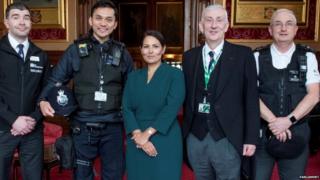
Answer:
[
  {"xmin": 39, "ymin": 101, "xmax": 55, "ymax": 117},
  {"xmin": 276, "ymin": 129, "xmax": 292, "ymax": 142},
  {"xmin": 11, "ymin": 116, "xmax": 35, "ymax": 136},
  {"xmin": 26, "ymin": 118, "xmax": 36, "ymax": 129},
  {"xmin": 268, "ymin": 117, "xmax": 292, "ymax": 135},
  {"xmin": 243, "ymin": 144, "xmax": 256, "ymax": 156}
]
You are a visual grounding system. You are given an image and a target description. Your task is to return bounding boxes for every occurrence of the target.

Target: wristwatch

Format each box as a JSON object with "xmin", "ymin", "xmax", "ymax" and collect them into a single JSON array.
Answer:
[{"xmin": 289, "ymin": 115, "xmax": 298, "ymax": 125}]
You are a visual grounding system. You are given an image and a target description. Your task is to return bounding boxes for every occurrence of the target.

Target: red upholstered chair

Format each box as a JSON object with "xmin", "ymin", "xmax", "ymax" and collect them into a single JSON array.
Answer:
[{"xmin": 13, "ymin": 122, "xmax": 63, "ymax": 180}]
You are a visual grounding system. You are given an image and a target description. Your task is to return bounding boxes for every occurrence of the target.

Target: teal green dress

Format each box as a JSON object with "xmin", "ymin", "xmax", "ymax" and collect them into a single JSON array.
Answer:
[{"xmin": 122, "ymin": 63, "xmax": 185, "ymax": 180}]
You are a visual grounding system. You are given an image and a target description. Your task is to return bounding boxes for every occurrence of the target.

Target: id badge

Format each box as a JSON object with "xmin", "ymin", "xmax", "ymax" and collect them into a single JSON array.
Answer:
[
  {"xmin": 94, "ymin": 91, "xmax": 107, "ymax": 102},
  {"xmin": 198, "ymin": 103, "xmax": 210, "ymax": 114}
]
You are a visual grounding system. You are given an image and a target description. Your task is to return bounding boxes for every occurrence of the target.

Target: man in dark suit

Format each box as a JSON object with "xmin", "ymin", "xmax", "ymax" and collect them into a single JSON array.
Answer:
[{"xmin": 182, "ymin": 4, "xmax": 260, "ymax": 180}]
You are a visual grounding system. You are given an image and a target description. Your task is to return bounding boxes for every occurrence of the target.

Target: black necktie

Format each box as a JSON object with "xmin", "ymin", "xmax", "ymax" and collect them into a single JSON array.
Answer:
[{"xmin": 17, "ymin": 44, "xmax": 24, "ymax": 61}]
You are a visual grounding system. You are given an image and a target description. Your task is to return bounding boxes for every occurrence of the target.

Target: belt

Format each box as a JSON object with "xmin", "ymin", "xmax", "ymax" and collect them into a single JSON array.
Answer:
[
  {"xmin": 75, "ymin": 111, "xmax": 122, "ymax": 123},
  {"xmin": 85, "ymin": 122, "xmax": 107, "ymax": 129}
]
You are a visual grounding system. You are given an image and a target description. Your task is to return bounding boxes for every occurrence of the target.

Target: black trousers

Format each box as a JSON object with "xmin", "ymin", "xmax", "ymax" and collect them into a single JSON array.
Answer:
[
  {"xmin": 72, "ymin": 121, "xmax": 124, "ymax": 180},
  {"xmin": 0, "ymin": 127, "xmax": 43, "ymax": 180}
]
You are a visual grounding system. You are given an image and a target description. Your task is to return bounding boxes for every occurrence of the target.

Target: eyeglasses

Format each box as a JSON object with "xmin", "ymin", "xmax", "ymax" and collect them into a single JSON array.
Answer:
[
  {"xmin": 271, "ymin": 21, "xmax": 296, "ymax": 28},
  {"xmin": 204, "ymin": 17, "xmax": 227, "ymax": 25}
]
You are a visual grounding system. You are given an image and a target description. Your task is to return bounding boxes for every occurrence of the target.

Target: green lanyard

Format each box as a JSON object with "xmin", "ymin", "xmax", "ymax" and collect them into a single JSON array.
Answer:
[{"xmin": 204, "ymin": 51, "xmax": 222, "ymax": 89}]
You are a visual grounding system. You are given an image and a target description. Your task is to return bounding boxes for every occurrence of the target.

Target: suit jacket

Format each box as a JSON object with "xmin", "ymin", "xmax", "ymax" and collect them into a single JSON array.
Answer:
[{"xmin": 182, "ymin": 41, "xmax": 260, "ymax": 154}]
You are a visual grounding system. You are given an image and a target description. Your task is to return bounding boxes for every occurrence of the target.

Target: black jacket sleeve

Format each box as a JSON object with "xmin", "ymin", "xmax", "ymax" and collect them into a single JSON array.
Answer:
[
  {"xmin": 38, "ymin": 44, "xmax": 78, "ymax": 101},
  {"xmin": 31, "ymin": 52, "xmax": 51, "ymax": 122},
  {"xmin": 121, "ymin": 48, "xmax": 134, "ymax": 83}
]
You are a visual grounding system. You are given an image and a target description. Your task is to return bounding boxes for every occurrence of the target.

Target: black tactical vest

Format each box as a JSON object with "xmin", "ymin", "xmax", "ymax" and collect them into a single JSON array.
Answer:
[
  {"xmin": 257, "ymin": 45, "xmax": 310, "ymax": 117},
  {"xmin": 73, "ymin": 38, "xmax": 124, "ymax": 114}
]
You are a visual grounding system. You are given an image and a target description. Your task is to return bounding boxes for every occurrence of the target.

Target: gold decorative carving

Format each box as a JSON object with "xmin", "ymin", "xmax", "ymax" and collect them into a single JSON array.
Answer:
[{"xmin": 231, "ymin": 0, "xmax": 307, "ymax": 27}]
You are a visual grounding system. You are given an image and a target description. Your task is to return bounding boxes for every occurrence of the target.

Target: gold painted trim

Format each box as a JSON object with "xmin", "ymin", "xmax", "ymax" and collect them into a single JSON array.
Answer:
[
  {"xmin": 315, "ymin": 0, "xmax": 320, "ymax": 41},
  {"xmin": 231, "ymin": 0, "xmax": 307, "ymax": 28},
  {"xmin": 227, "ymin": 0, "xmax": 320, "ymax": 48}
]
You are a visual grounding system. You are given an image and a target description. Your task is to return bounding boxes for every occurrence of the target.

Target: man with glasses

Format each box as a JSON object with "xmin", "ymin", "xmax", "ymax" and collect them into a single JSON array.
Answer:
[
  {"xmin": 182, "ymin": 4, "xmax": 260, "ymax": 180},
  {"xmin": 254, "ymin": 8, "xmax": 320, "ymax": 180}
]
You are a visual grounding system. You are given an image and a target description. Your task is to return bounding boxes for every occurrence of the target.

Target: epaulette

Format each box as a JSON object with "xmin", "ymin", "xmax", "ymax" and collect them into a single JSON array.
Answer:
[
  {"xmin": 111, "ymin": 40, "xmax": 125, "ymax": 49},
  {"xmin": 74, "ymin": 36, "xmax": 92, "ymax": 57},
  {"xmin": 253, "ymin": 45, "xmax": 269, "ymax": 53},
  {"xmin": 74, "ymin": 36, "xmax": 90, "ymax": 44},
  {"xmin": 296, "ymin": 44, "xmax": 315, "ymax": 53}
]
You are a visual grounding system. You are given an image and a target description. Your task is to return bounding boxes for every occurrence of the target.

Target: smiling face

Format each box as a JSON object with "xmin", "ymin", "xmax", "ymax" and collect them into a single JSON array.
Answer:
[
  {"xmin": 269, "ymin": 10, "xmax": 298, "ymax": 45},
  {"xmin": 4, "ymin": 8, "xmax": 31, "ymax": 42},
  {"xmin": 141, "ymin": 35, "xmax": 166, "ymax": 66},
  {"xmin": 199, "ymin": 6, "xmax": 229, "ymax": 45},
  {"xmin": 89, "ymin": 7, "xmax": 118, "ymax": 43}
]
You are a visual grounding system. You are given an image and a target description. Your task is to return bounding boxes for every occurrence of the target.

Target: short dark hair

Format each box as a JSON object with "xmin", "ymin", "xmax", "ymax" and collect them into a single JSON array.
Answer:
[
  {"xmin": 91, "ymin": 0, "xmax": 118, "ymax": 20},
  {"xmin": 5, "ymin": 2, "xmax": 30, "ymax": 19},
  {"xmin": 141, "ymin": 30, "xmax": 166, "ymax": 47}
]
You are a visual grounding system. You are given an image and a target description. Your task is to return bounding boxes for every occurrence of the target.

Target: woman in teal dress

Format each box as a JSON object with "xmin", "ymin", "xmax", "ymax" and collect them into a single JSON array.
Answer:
[{"xmin": 122, "ymin": 30, "xmax": 185, "ymax": 180}]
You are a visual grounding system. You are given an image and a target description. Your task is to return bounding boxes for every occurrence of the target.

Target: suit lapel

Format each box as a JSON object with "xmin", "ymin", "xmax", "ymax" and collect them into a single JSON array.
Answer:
[
  {"xmin": 213, "ymin": 41, "xmax": 235, "ymax": 101},
  {"xmin": 190, "ymin": 46, "xmax": 203, "ymax": 112}
]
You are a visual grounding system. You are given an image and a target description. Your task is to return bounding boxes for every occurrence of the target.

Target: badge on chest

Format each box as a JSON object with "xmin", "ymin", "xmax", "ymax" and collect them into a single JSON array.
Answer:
[
  {"xmin": 198, "ymin": 97, "xmax": 210, "ymax": 114},
  {"xmin": 94, "ymin": 91, "xmax": 107, "ymax": 102}
]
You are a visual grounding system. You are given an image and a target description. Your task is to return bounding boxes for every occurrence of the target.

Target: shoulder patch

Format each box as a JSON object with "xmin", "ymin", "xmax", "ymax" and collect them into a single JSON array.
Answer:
[
  {"xmin": 296, "ymin": 44, "xmax": 315, "ymax": 53},
  {"xmin": 253, "ymin": 45, "xmax": 269, "ymax": 52},
  {"xmin": 112, "ymin": 40, "xmax": 125, "ymax": 48}
]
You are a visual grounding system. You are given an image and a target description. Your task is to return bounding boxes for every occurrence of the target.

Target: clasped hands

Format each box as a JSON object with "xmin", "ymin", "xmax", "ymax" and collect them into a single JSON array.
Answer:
[
  {"xmin": 132, "ymin": 129, "xmax": 158, "ymax": 157},
  {"xmin": 268, "ymin": 116, "xmax": 293, "ymax": 142},
  {"xmin": 11, "ymin": 116, "xmax": 36, "ymax": 136}
]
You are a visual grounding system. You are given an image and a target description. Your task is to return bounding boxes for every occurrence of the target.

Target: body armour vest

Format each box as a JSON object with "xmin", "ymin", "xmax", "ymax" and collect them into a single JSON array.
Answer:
[
  {"xmin": 257, "ymin": 45, "xmax": 310, "ymax": 118},
  {"xmin": 73, "ymin": 38, "xmax": 124, "ymax": 114}
]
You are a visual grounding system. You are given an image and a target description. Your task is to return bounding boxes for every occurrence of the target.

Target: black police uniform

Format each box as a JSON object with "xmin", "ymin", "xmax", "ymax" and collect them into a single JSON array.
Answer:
[
  {"xmin": 254, "ymin": 44, "xmax": 313, "ymax": 180},
  {"xmin": 39, "ymin": 34, "xmax": 133, "ymax": 180},
  {"xmin": 0, "ymin": 34, "xmax": 50, "ymax": 180}
]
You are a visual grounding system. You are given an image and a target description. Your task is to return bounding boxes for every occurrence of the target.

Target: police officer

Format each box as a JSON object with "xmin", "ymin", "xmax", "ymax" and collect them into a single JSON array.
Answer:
[
  {"xmin": 0, "ymin": 2, "xmax": 50, "ymax": 180},
  {"xmin": 254, "ymin": 9, "xmax": 320, "ymax": 180},
  {"xmin": 39, "ymin": 1, "xmax": 133, "ymax": 179}
]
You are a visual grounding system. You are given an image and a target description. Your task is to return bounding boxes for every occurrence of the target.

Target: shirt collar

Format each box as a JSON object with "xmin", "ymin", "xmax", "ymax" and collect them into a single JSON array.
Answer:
[
  {"xmin": 270, "ymin": 43, "xmax": 295, "ymax": 57},
  {"xmin": 204, "ymin": 40, "xmax": 224, "ymax": 57},
  {"xmin": 8, "ymin": 33, "xmax": 29, "ymax": 52}
]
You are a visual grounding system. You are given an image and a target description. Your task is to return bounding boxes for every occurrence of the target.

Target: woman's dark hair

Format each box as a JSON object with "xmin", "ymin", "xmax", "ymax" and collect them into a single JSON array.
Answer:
[
  {"xmin": 91, "ymin": 0, "xmax": 118, "ymax": 20},
  {"xmin": 5, "ymin": 2, "xmax": 30, "ymax": 19},
  {"xmin": 141, "ymin": 30, "xmax": 166, "ymax": 47}
]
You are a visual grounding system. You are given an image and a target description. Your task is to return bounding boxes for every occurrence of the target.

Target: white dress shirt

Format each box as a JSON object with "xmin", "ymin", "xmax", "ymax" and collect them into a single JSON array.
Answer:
[
  {"xmin": 202, "ymin": 41, "xmax": 224, "ymax": 70},
  {"xmin": 8, "ymin": 33, "xmax": 29, "ymax": 61}
]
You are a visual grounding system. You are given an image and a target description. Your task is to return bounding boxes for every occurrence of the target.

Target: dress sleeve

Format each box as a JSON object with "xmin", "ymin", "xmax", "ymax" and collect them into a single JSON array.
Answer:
[
  {"xmin": 151, "ymin": 69, "xmax": 186, "ymax": 135},
  {"xmin": 122, "ymin": 73, "xmax": 140, "ymax": 135}
]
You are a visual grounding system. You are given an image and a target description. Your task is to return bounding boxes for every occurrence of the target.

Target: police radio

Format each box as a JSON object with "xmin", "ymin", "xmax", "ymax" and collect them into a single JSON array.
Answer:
[
  {"xmin": 78, "ymin": 43, "xmax": 92, "ymax": 57},
  {"xmin": 100, "ymin": 42, "xmax": 121, "ymax": 67},
  {"xmin": 298, "ymin": 55, "xmax": 307, "ymax": 82}
]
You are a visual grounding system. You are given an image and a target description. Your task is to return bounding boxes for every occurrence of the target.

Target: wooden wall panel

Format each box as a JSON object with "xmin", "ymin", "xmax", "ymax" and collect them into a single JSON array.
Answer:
[{"xmin": 115, "ymin": 0, "xmax": 184, "ymax": 67}]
